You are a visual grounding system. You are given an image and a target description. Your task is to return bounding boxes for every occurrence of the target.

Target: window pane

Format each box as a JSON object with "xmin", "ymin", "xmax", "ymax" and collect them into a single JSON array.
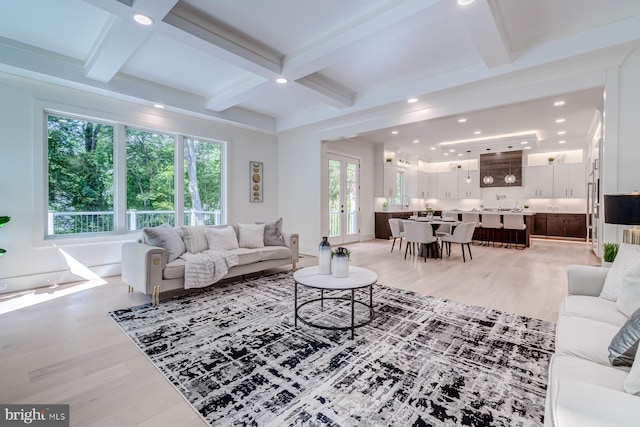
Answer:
[
  {"xmin": 47, "ymin": 115, "xmax": 114, "ymax": 235},
  {"xmin": 183, "ymin": 138, "xmax": 222, "ymax": 225},
  {"xmin": 126, "ymin": 129, "xmax": 175, "ymax": 230}
]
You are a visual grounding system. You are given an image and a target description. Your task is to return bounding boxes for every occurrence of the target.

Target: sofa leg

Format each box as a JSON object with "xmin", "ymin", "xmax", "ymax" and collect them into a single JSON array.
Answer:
[
  {"xmin": 292, "ymin": 261, "xmax": 297, "ymax": 272},
  {"xmin": 152, "ymin": 285, "xmax": 160, "ymax": 307},
  {"xmin": 127, "ymin": 285, "xmax": 133, "ymax": 293}
]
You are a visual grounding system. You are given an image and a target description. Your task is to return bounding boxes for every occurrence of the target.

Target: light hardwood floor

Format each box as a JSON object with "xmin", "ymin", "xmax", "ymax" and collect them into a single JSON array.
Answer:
[{"xmin": 0, "ymin": 237, "xmax": 598, "ymax": 426}]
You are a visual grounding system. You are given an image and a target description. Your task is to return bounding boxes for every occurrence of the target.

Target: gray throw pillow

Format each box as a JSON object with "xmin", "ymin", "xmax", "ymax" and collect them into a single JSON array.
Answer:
[
  {"xmin": 609, "ymin": 307, "xmax": 640, "ymax": 367},
  {"xmin": 142, "ymin": 223, "xmax": 185, "ymax": 263},
  {"xmin": 257, "ymin": 217, "xmax": 285, "ymax": 246}
]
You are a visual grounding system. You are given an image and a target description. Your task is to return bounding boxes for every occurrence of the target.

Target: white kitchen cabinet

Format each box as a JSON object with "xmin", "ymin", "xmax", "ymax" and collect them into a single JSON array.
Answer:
[
  {"xmin": 418, "ymin": 170, "xmax": 434, "ymax": 198},
  {"xmin": 524, "ymin": 165, "xmax": 554, "ymax": 198},
  {"xmin": 554, "ymin": 163, "xmax": 586, "ymax": 198},
  {"xmin": 458, "ymin": 169, "xmax": 480, "ymax": 199},
  {"xmin": 436, "ymin": 171, "xmax": 457, "ymax": 199}
]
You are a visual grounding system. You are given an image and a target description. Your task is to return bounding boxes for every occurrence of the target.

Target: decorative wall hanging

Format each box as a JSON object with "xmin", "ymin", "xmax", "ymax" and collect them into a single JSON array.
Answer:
[{"xmin": 250, "ymin": 161, "xmax": 263, "ymax": 202}]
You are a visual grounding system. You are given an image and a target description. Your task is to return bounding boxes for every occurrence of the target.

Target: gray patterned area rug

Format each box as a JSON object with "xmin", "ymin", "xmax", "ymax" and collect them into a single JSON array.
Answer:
[{"xmin": 109, "ymin": 271, "xmax": 554, "ymax": 426}]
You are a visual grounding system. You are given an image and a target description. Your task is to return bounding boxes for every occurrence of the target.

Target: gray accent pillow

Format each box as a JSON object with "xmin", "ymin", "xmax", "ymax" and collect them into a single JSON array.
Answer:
[
  {"xmin": 257, "ymin": 218, "xmax": 285, "ymax": 246},
  {"xmin": 181, "ymin": 225, "xmax": 208, "ymax": 254},
  {"xmin": 609, "ymin": 306, "xmax": 640, "ymax": 367},
  {"xmin": 142, "ymin": 223, "xmax": 185, "ymax": 263}
]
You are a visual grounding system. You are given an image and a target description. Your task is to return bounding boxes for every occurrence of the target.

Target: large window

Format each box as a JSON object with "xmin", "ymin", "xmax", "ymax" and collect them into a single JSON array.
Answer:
[
  {"xmin": 126, "ymin": 128, "xmax": 175, "ymax": 230},
  {"xmin": 47, "ymin": 115, "xmax": 114, "ymax": 235},
  {"xmin": 184, "ymin": 138, "xmax": 222, "ymax": 226},
  {"xmin": 46, "ymin": 113, "xmax": 225, "ymax": 236}
]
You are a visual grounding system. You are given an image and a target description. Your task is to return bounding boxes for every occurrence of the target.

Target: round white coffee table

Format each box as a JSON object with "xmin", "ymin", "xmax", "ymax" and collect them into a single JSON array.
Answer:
[{"xmin": 293, "ymin": 265, "xmax": 377, "ymax": 339}]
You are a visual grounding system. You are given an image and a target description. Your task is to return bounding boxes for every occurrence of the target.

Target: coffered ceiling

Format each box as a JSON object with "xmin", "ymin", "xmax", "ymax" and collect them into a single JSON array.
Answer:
[{"xmin": 1, "ymin": 0, "xmax": 639, "ymax": 159}]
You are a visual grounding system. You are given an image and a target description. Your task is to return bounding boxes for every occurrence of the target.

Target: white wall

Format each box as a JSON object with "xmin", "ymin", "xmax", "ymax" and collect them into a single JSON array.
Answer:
[{"xmin": 0, "ymin": 73, "xmax": 279, "ymax": 293}]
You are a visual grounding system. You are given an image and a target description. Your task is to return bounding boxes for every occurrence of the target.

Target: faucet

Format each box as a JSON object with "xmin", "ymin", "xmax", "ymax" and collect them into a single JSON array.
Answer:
[{"xmin": 401, "ymin": 195, "xmax": 411, "ymax": 210}]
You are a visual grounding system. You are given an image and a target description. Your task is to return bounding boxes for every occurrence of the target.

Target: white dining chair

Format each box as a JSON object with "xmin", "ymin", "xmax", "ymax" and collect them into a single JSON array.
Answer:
[
  {"xmin": 461, "ymin": 212, "xmax": 482, "ymax": 245},
  {"xmin": 481, "ymin": 213, "xmax": 503, "ymax": 247},
  {"xmin": 402, "ymin": 220, "xmax": 438, "ymax": 262},
  {"xmin": 440, "ymin": 222, "xmax": 476, "ymax": 262},
  {"xmin": 388, "ymin": 218, "xmax": 406, "ymax": 253},
  {"xmin": 503, "ymin": 214, "xmax": 527, "ymax": 249}
]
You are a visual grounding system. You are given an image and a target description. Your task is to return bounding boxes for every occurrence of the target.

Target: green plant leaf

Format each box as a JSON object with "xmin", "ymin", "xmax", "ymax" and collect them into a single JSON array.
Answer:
[{"xmin": 0, "ymin": 216, "xmax": 10, "ymax": 228}]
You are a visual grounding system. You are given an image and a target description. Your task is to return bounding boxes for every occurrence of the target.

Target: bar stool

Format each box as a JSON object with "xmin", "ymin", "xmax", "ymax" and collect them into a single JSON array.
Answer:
[
  {"xmin": 503, "ymin": 214, "xmax": 526, "ymax": 249},
  {"xmin": 481, "ymin": 213, "xmax": 503, "ymax": 247},
  {"xmin": 461, "ymin": 212, "xmax": 482, "ymax": 245}
]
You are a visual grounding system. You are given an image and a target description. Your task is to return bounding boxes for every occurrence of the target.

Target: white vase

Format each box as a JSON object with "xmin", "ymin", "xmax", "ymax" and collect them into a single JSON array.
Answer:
[
  {"xmin": 318, "ymin": 236, "xmax": 332, "ymax": 274},
  {"xmin": 332, "ymin": 247, "xmax": 349, "ymax": 278}
]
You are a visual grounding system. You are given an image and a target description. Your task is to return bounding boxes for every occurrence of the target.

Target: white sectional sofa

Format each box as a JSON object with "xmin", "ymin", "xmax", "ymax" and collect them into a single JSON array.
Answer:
[
  {"xmin": 121, "ymin": 221, "xmax": 298, "ymax": 303},
  {"xmin": 545, "ymin": 264, "xmax": 640, "ymax": 426}
]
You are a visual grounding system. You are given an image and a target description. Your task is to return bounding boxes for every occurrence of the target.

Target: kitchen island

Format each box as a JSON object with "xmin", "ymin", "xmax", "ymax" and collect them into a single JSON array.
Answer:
[{"xmin": 375, "ymin": 210, "xmax": 535, "ymax": 247}]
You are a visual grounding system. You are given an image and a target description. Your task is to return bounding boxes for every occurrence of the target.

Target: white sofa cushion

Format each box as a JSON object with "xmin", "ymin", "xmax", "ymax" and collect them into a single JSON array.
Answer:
[
  {"xmin": 561, "ymin": 295, "xmax": 628, "ymax": 327},
  {"xmin": 164, "ymin": 258, "xmax": 185, "ymax": 279},
  {"xmin": 206, "ymin": 226, "xmax": 239, "ymax": 252},
  {"xmin": 229, "ymin": 248, "xmax": 262, "ymax": 266},
  {"xmin": 181, "ymin": 225, "xmax": 209, "ymax": 253},
  {"xmin": 260, "ymin": 246, "xmax": 292, "ymax": 261},
  {"xmin": 617, "ymin": 263, "xmax": 640, "ymax": 317},
  {"xmin": 600, "ymin": 243, "xmax": 640, "ymax": 301},
  {"xmin": 556, "ymin": 315, "xmax": 621, "ymax": 366},
  {"xmin": 238, "ymin": 223, "xmax": 265, "ymax": 249},
  {"xmin": 143, "ymin": 223, "xmax": 185, "ymax": 263},
  {"xmin": 548, "ymin": 354, "xmax": 628, "ymax": 393}
]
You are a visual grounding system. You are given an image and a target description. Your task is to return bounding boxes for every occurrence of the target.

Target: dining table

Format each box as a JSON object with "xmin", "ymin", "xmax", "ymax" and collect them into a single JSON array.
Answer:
[{"xmin": 404, "ymin": 216, "xmax": 461, "ymax": 258}]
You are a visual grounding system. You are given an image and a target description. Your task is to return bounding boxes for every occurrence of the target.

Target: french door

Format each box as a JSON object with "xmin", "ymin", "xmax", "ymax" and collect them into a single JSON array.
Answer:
[{"xmin": 327, "ymin": 154, "xmax": 360, "ymax": 245}]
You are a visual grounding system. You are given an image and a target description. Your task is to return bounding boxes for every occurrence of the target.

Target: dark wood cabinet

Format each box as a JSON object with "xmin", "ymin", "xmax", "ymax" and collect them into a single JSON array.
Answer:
[
  {"xmin": 541, "ymin": 213, "xmax": 586, "ymax": 239},
  {"xmin": 533, "ymin": 213, "xmax": 547, "ymax": 235},
  {"xmin": 375, "ymin": 212, "xmax": 414, "ymax": 239}
]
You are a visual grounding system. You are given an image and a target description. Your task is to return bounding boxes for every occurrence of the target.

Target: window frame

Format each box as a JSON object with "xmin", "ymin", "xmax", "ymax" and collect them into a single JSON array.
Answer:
[{"xmin": 39, "ymin": 105, "xmax": 227, "ymax": 244}]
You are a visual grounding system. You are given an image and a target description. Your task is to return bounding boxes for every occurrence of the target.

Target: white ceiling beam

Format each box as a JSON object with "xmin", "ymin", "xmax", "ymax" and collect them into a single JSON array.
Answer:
[
  {"xmin": 0, "ymin": 41, "xmax": 275, "ymax": 132},
  {"xmin": 457, "ymin": 0, "xmax": 512, "ymax": 68},
  {"xmin": 205, "ymin": 75, "xmax": 268, "ymax": 112},
  {"xmin": 83, "ymin": 0, "xmax": 180, "ymax": 82},
  {"xmin": 295, "ymin": 75, "xmax": 353, "ymax": 109},
  {"xmin": 162, "ymin": 3, "xmax": 282, "ymax": 76}
]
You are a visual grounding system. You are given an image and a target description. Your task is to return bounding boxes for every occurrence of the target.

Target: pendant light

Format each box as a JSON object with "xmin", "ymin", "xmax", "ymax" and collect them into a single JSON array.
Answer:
[
  {"xmin": 482, "ymin": 148, "xmax": 493, "ymax": 184},
  {"xmin": 504, "ymin": 146, "xmax": 516, "ymax": 184},
  {"xmin": 466, "ymin": 150, "xmax": 472, "ymax": 183}
]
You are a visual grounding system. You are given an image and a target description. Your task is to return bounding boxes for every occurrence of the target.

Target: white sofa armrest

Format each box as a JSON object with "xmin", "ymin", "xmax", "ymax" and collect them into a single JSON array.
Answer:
[
  {"xmin": 121, "ymin": 241, "xmax": 166, "ymax": 295},
  {"xmin": 551, "ymin": 378, "xmax": 639, "ymax": 427},
  {"xmin": 566, "ymin": 265, "xmax": 609, "ymax": 296},
  {"xmin": 283, "ymin": 232, "xmax": 299, "ymax": 263}
]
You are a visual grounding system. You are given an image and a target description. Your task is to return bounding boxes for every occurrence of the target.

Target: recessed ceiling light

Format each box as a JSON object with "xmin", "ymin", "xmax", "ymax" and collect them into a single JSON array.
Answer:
[
  {"xmin": 554, "ymin": 100, "xmax": 566, "ymax": 107},
  {"xmin": 276, "ymin": 77, "xmax": 288, "ymax": 84},
  {"xmin": 520, "ymin": 141, "xmax": 528, "ymax": 145},
  {"xmin": 413, "ymin": 140, "xmax": 419, "ymax": 144},
  {"xmin": 430, "ymin": 147, "xmax": 436, "ymax": 151},
  {"xmin": 556, "ymin": 118, "xmax": 565, "ymax": 123},
  {"xmin": 153, "ymin": 103, "xmax": 165, "ymax": 109},
  {"xmin": 449, "ymin": 149, "xmax": 456, "ymax": 152},
  {"xmin": 524, "ymin": 146, "xmax": 531, "ymax": 150},
  {"xmin": 557, "ymin": 130, "xmax": 566, "ymax": 135},
  {"xmin": 408, "ymin": 98, "xmax": 418, "ymax": 103},
  {"xmin": 458, "ymin": 118, "xmax": 467, "ymax": 123},
  {"xmin": 444, "ymin": 153, "xmax": 449, "ymax": 156},
  {"xmin": 391, "ymin": 130, "xmax": 398, "ymax": 135},
  {"xmin": 473, "ymin": 131, "xmax": 481, "ymax": 135},
  {"xmin": 133, "ymin": 13, "xmax": 154, "ymax": 26},
  {"xmin": 558, "ymin": 140, "xmax": 566, "ymax": 144},
  {"xmin": 458, "ymin": 153, "xmax": 464, "ymax": 157},
  {"xmin": 457, "ymin": 0, "xmax": 475, "ymax": 5}
]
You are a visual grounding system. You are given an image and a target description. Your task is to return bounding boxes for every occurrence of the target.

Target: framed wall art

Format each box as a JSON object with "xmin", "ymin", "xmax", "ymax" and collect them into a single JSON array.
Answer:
[{"xmin": 250, "ymin": 161, "xmax": 263, "ymax": 202}]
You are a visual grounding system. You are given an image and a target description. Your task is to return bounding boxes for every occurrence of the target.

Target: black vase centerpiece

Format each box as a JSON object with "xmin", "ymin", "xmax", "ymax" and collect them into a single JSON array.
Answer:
[
  {"xmin": 318, "ymin": 236, "xmax": 332, "ymax": 275},
  {"xmin": 332, "ymin": 247, "xmax": 349, "ymax": 278}
]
